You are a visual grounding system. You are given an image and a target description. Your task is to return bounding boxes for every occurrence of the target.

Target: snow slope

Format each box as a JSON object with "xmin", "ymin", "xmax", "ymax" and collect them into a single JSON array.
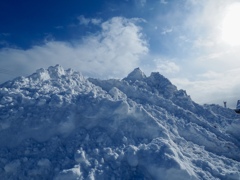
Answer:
[{"xmin": 0, "ymin": 65, "xmax": 240, "ymax": 179}]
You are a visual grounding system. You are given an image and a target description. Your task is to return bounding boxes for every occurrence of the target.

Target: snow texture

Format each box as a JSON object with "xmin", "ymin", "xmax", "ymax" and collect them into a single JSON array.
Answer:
[{"xmin": 0, "ymin": 64, "xmax": 240, "ymax": 179}]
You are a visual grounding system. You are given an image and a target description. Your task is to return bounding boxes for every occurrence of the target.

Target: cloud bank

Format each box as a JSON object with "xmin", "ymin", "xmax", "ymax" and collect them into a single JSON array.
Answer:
[
  {"xmin": 172, "ymin": 68, "xmax": 240, "ymax": 108},
  {"xmin": 0, "ymin": 17, "xmax": 148, "ymax": 82}
]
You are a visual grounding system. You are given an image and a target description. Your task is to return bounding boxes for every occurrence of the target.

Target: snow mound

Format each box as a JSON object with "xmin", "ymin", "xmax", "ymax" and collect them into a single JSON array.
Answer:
[
  {"xmin": 0, "ymin": 65, "xmax": 240, "ymax": 180},
  {"xmin": 123, "ymin": 67, "xmax": 146, "ymax": 82}
]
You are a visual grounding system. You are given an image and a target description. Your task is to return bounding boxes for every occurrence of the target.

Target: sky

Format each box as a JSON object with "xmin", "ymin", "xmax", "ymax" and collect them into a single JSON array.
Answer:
[{"xmin": 1, "ymin": 0, "xmax": 240, "ymax": 108}]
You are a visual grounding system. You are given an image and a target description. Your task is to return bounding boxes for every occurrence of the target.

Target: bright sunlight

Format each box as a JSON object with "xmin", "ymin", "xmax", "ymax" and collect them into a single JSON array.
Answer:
[{"xmin": 221, "ymin": 3, "xmax": 240, "ymax": 46}]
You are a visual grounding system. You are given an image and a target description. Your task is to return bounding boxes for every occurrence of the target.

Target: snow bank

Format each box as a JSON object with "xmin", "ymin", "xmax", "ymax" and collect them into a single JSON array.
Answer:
[{"xmin": 0, "ymin": 65, "xmax": 240, "ymax": 179}]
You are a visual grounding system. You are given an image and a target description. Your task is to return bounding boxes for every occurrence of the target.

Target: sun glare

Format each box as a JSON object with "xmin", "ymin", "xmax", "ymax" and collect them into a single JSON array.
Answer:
[{"xmin": 221, "ymin": 3, "xmax": 240, "ymax": 46}]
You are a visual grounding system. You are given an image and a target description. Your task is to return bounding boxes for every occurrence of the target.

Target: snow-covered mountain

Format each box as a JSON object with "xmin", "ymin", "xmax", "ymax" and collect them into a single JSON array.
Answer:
[{"xmin": 0, "ymin": 65, "xmax": 240, "ymax": 180}]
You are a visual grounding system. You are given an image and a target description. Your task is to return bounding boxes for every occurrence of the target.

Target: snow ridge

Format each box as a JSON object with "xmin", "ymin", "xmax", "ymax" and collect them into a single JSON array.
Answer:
[{"xmin": 0, "ymin": 65, "xmax": 240, "ymax": 180}]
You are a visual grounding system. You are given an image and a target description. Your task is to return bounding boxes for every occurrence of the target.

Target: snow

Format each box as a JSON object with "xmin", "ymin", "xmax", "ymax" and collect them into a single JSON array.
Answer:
[
  {"xmin": 123, "ymin": 67, "xmax": 146, "ymax": 82},
  {"xmin": 236, "ymin": 100, "xmax": 240, "ymax": 109},
  {"xmin": 0, "ymin": 64, "xmax": 240, "ymax": 179}
]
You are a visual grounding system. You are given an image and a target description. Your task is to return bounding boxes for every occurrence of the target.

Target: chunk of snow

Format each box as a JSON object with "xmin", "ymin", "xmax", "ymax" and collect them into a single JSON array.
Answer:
[
  {"xmin": 55, "ymin": 165, "xmax": 82, "ymax": 180},
  {"xmin": 4, "ymin": 160, "xmax": 21, "ymax": 173},
  {"xmin": 126, "ymin": 145, "xmax": 139, "ymax": 167}
]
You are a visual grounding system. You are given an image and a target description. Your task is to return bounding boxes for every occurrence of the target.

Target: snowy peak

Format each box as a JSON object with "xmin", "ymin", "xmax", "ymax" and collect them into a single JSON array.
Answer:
[
  {"xmin": 46, "ymin": 64, "xmax": 66, "ymax": 79},
  {"xmin": 29, "ymin": 64, "xmax": 75, "ymax": 82},
  {"xmin": 0, "ymin": 65, "xmax": 82, "ymax": 89},
  {"xmin": 0, "ymin": 65, "xmax": 108, "ymax": 121},
  {"xmin": 123, "ymin": 68, "xmax": 177, "ymax": 95},
  {"xmin": 123, "ymin": 67, "xmax": 146, "ymax": 82}
]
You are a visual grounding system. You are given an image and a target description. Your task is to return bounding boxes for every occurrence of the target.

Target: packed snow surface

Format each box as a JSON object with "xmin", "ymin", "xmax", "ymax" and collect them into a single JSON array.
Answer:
[{"xmin": 0, "ymin": 65, "xmax": 240, "ymax": 179}]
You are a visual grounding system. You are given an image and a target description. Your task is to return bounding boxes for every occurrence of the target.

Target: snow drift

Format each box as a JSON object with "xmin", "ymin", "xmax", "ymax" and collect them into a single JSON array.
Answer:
[{"xmin": 0, "ymin": 65, "xmax": 240, "ymax": 179}]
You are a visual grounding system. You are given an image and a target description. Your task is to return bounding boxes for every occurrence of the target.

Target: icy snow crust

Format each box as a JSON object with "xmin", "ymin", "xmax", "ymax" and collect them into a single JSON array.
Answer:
[{"xmin": 0, "ymin": 65, "xmax": 240, "ymax": 179}]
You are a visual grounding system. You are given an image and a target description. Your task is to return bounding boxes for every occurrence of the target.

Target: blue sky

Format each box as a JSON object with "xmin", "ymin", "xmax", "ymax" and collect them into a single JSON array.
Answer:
[{"xmin": 1, "ymin": 0, "xmax": 240, "ymax": 108}]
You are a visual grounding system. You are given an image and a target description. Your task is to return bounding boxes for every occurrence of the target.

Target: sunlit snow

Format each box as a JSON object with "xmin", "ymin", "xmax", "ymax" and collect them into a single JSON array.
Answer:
[{"xmin": 0, "ymin": 65, "xmax": 240, "ymax": 179}]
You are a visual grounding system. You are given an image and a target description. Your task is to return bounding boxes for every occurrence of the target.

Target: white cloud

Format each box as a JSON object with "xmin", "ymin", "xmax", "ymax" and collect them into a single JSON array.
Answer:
[
  {"xmin": 172, "ymin": 68, "xmax": 240, "ymax": 108},
  {"xmin": 77, "ymin": 15, "xmax": 90, "ymax": 25},
  {"xmin": 0, "ymin": 17, "xmax": 148, "ymax": 83},
  {"xmin": 161, "ymin": 27, "xmax": 173, "ymax": 35},
  {"xmin": 197, "ymin": 71, "xmax": 222, "ymax": 79},
  {"xmin": 193, "ymin": 38, "xmax": 215, "ymax": 48},
  {"xmin": 154, "ymin": 59, "xmax": 180, "ymax": 75},
  {"xmin": 91, "ymin": 18, "xmax": 102, "ymax": 25},
  {"xmin": 194, "ymin": 47, "xmax": 240, "ymax": 74},
  {"xmin": 160, "ymin": 0, "xmax": 168, "ymax": 5},
  {"xmin": 77, "ymin": 15, "xmax": 102, "ymax": 26}
]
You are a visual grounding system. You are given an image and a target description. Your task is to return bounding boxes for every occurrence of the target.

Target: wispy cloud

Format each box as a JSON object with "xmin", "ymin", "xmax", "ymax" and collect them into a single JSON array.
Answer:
[
  {"xmin": 193, "ymin": 38, "xmax": 215, "ymax": 48},
  {"xmin": 0, "ymin": 33, "xmax": 10, "ymax": 37},
  {"xmin": 0, "ymin": 17, "xmax": 148, "ymax": 82},
  {"xmin": 197, "ymin": 71, "xmax": 222, "ymax": 79},
  {"xmin": 135, "ymin": 0, "xmax": 147, "ymax": 7},
  {"xmin": 160, "ymin": 0, "xmax": 168, "ymax": 5},
  {"xmin": 77, "ymin": 15, "xmax": 102, "ymax": 26},
  {"xmin": 154, "ymin": 59, "xmax": 180, "ymax": 75},
  {"xmin": 172, "ymin": 68, "xmax": 240, "ymax": 108},
  {"xmin": 161, "ymin": 27, "xmax": 173, "ymax": 35}
]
